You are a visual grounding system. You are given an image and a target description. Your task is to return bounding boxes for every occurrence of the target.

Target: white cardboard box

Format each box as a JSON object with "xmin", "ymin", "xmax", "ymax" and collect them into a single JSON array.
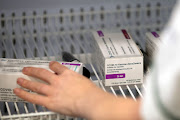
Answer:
[
  {"xmin": 146, "ymin": 31, "xmax": 161, "ymax": 63},
  {"xmin": 92, "ymin": 30, "xmax": 143, "ymax": 86},
  {"xmin": 0, "ymin": 58, "xmax": 83, "ymax": 102}
]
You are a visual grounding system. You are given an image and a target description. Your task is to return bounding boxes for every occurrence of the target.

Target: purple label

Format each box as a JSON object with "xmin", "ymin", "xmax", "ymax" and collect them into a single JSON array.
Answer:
[
  {"xmin": 106, "ymin": 73, "xmax": 125, "ymax": 79},
  {"xmin": 97, "ymin": 30, "xmax": 104, "ymax": 37},
  {"xmin": 122, "ymin": 29, "xmax": 130, "ymax": 39},
  {"xmin": 151, "ymin": 32, "xmax": 159, "ymax": 38},
  {"xmin": 61, "ymin": 63, "xmax": 81, "ymax": 66}
]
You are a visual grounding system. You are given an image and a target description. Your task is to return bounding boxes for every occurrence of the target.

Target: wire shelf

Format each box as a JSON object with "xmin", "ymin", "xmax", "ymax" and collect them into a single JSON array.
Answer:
[{"xmin": 0, "ymin": 0, "xmax": 177, "ymax": 119}]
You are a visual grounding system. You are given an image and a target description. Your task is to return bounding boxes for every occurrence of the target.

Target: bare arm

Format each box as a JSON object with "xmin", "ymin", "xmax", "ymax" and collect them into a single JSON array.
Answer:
[{"xmin": 14, "ymin": 61, "xmax": 141, "ymax": 120}]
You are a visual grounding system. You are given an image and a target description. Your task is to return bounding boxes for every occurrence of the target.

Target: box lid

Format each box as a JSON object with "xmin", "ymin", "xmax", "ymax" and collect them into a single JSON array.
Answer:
[{"xmin": 93, "ymin": 30, "xmax": 142, "ymax": 58}]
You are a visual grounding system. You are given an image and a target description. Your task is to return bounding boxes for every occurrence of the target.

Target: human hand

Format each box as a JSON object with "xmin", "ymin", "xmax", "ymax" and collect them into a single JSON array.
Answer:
[{"xmin": 13, "ymin": 61, "xmax": 109, "ymax": 119}]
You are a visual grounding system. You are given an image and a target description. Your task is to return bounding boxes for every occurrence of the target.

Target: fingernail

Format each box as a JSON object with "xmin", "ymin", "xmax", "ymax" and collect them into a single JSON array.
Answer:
[
  {"xmin": 13, "ymin": 88, "xmax": 20, "ymax": 94},
  {"xmin": 17, "ymin": 78, "xmax": 23, "ymax": 85},
  {"xmin": 49, "ymin": 61, "xmax": 55, "ymax": 65},
  {"xmin": 22, "ymin": 67, "xmax": 28, "ymax": 73}
]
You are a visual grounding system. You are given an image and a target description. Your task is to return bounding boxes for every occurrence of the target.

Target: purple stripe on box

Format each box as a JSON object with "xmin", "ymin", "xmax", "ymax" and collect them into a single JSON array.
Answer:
[
  {"xmin": 97, "ymin": 30, "xmax": 104, "ymax": 37},
  {"xmin": 151, "ymin": 32, "xmax": 159, "ymax": 38},
  {"xmin": 106, "ymin": 73, "xmax": 125, "ymax": 79},
  {"xmin": 122, "ymin": 29, "xmax": 130, "ymax": 39},
  {"xmin": 61, "ymin": 63, "xmax": 81, "ymax": 66}
]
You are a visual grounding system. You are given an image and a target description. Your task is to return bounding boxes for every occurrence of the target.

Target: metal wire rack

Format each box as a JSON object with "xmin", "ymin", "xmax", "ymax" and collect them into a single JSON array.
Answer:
[{"xmin": 0, "ymin": 0, "xmax": 177, "ymax": 119}]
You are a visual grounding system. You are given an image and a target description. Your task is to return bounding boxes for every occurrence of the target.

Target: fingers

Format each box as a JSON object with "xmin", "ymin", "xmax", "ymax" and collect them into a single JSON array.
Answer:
[
  {"xmin": 22, "ymin": 67, "xmax": 57, "ymax": 84},
  {"xmin": 17, "ymin": 78, "xmax": 52, "ymax": 95},
  {"xmin": 49, "ymin": 61, "xmax": 69, "ymax": 75},
  {"xmin": 13, "ymin": 88, "xmax": 49, "ymax": 107}
]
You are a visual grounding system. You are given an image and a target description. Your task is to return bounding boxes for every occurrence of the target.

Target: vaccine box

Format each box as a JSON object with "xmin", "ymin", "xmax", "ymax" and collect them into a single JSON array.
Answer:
[
  {"xmin": 92, "ymin": 30, "xmax": 143, "ymax": 86},
  {"xmin": 0, "ymin": 59, "xmax": 83, "ymax": 102}
]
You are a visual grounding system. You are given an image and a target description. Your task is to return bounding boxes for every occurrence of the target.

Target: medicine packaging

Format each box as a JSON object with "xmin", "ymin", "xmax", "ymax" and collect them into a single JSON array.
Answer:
[
  {"xmin": 0, "ymin": 59, "xmax": 83, "ymax": 101},
  {"xmin": 92, "ymin": 30, "xmax": 143, "ymax": 86}
]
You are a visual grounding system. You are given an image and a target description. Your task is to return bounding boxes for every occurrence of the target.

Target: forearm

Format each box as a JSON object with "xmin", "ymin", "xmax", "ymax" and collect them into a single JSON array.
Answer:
[
  {"xmin": 92, "ymin": 96, "xmax": 141, "ymax": 120},
  {"xmin": 76, "ymin": 86, "xmax": 142, "ymax": 120}
]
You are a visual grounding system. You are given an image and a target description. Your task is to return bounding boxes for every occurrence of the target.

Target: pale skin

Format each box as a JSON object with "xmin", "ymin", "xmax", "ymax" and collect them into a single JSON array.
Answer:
[{"xmin": 13, "ymin": 61, "xmax": 141, "ymax": 120}]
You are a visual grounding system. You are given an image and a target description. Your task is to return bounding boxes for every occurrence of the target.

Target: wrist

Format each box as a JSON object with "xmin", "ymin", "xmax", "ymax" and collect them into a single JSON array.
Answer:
[
  {"xmin": 90, "ymin": 96, "xmax": 141, "ymax": 120},
  {"xmin": 90, "ymin": 93, "xmax": 118, "ymax": 120},
  {"xmin": 74, "ymin": 84, "xmax": 109, "ymax": 119}
]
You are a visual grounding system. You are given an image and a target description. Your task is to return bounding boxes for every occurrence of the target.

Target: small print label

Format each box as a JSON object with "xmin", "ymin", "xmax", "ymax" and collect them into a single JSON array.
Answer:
[
  {"xmin": 61, "ymin": 63, "xmax": 81, "ymax": 66},
  {"xmin": 122, "ymin": 29, "xmax": 130, "ymax": 39},
  {"xmin": 97, "ymin": 30, "xmax": 104, "ymax": 37},
  {"xmin": 106, "ymin": 73, "xmax": 125, "ymax": 79},
  {"xmin": 151, "ymin": 32, "xmax": 159, "ymax": 38}
]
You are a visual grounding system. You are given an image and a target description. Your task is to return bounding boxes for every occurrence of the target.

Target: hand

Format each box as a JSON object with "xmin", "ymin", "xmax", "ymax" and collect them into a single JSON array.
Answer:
[{"xmin": 13, "ymin": 61, "xmax": 109, "ymax": 119}]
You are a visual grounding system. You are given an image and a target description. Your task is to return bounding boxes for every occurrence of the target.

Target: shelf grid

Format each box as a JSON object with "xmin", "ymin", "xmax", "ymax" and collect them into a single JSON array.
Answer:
[{"xmin": 0, "ymin": 0, "xmax": 176, "ymax": 119}]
